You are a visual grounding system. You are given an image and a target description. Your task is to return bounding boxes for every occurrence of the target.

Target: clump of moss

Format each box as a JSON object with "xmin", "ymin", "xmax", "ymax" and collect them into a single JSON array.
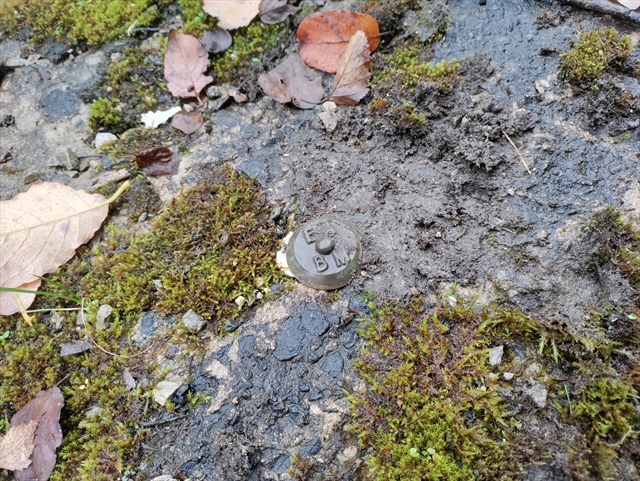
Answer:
[
  {"xmin": 349, "ymin": 287, "xmax": 640, "ymax": 481},
  {"xmin": 178, "ymin": 0, "xmax": 217, "ymax": 36},
  {"xmin": 559, "ymin": 27, "xmax": 633, "ymax": 84},
  {"xmin": 0, "ymin": 0, "xmax": 164, "ymax": 45},
  {"xmin": 349, "ymin": 298, "xmax": 519, "ymax": 480},
  {"xmin": 211, "ymin": 22, "xmax": 289, "ymax": 82},
  {"xmin": 80, "ymin": 167, "xmax": 283, "ymax": 330},
  {"xmin": 386, "ymin": 44, "xmax": 459, "ymax": 92},
  {"xmin": 88, "ymin": 97, "xmax": 121, "ymax": 130}
]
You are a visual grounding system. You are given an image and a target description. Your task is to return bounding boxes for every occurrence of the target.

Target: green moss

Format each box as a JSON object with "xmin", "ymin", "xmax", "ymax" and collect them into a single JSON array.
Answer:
[
  {"xmin": 559, "ymin": 27, "xmax": 633, "ymax": 84},
  {"xmin": 387, "ymin": 45, "xmax": 459, "ymax": 91},
  {"xmin": 80, "ymin": 168, "xmax": 283, "ymax": 330},
  {"xmin": 178, "ymin": 0, "xmax": 217, "ymax": 36},
  {"xmin": 88, "ymin": 97, "xmax": 121, "ymax": 131},
  {"xmin": 0, "ymin": 0, "xmax": 164, "ymax": 45},
  {"xmin": 211, "ymin": 22, "xmax": 289, "ymax": 82},
  {"xmin": 349, "ymin": 287, "xmax": 640, "ymax": 481}
]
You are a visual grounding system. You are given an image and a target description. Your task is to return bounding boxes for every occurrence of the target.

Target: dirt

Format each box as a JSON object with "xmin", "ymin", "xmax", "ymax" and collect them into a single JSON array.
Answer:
[{"xmin": 1, "ymin": 0, "xmax": 640, "ymax": 480}]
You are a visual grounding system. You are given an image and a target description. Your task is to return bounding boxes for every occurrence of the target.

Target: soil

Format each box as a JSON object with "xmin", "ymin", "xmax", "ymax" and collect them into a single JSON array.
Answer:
[{"xmin": 1, "ymin": 0, "xmax": 640, "ymax": 480}]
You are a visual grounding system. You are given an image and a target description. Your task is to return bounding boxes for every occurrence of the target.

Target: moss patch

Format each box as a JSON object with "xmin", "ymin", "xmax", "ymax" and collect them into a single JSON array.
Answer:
[
  {"xmin": 0, "ymin": 0, "xmax": 165, "ymax": 45},
  {"xmin": 89, "ymin": 97, "xmax": 122, "ymax": 130},
  {"xmin": 559, "ymin": 27, "xmax": 633, "ymax": 84},
  {"xmin": 211, "ymin": 22, "xmax": 289, "ymax": 83},
  {"xmin": 80, "ymin": 167, "xmax": 283, "ymax": 329},
  {"xmin": 178, "ymin": 0, "xmax": 217, "ymax": 37},
  {"xmin": 348, "ymin": 288, "xmax": 640, "ymax": 481}
]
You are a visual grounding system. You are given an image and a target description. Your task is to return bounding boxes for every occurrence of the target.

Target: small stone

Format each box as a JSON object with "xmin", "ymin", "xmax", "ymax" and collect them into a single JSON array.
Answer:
[
  {"xmin": 496, "ymin": 386, "xmax": 513, "ymax": 399},
  {"xmin": 321, "ymin": 101, "xmax": 337, "ymax": 113},
  {"xmin": 308, "ymin": 387, "xmax": 324, "ymax": 401},
  {"xmin": 152, "ymin": 279, "xmax": 163, "ymax": 290},
  {"xmin": 235, "ymin": 295, "xmax": 246, "ymax": 307},
  {"xmin": 503, "ymin": 372, "xmax": 514, "ymax": 381},
  {"xmin": 409, "ymin": 287, "xmax": 420, "ymax": 297},
  {"xmin": 628, "ymin": 119, "xmax": 639, "ymax": 128},
  {"xmin": 183, "ymin": 103, "xmax": 194, "ymax": 112},
  {"xmin": 336, "ymin": 445, "xmax": 358, "ymax": 465},
  {"xmin": 68, "ymin": 170, "xmax": 79, "ymax": 178},
  {"xmin": 524, "ymin": 362, "xmax": 542, "ymax": 377},
  {"xmin": 5, "ymin": 58, "xmax": 29, "ymax": 68},
  {"xmin": 522, "ymin": 378, "xmax": 548, "ymax": 408},
  {"xmin": 61, "ymin": 340, "xmax": 91, "ymax": 357},
  {"xmin": 525, "ymin": 33, "xmax": 534, "ymax": 42},
  {"xmin": 318, "ymin": 111, "xmax": 338, "ymax": 132},
  {"xmin": 63, "ymin": 148, "xmax": 80, "ymax": 170},
  {"xmin": 446, "ymin": 295, "xmax": 456, "ymax": 307},
  {"xmin": 95, "ymin": 132, "xmax": 117, "ymax": 149},
  {"xmin": 151, "ymin": 476, "xmax": 177, "ymax": 481},
  {"xmin": 153, "ymin": 381, "xmax": 183, "ymax": 406},
  {"xmin": 96, "ymin": 304, "xmax": 113, "ymax": 331},
  {"xmin": 269, "ymin": 207, "xmax": 282, "ymax": 222},
  {"xmin": 49, "ymin": 311, "xmax": 64, "ymax": 332},
  {"xmin": 24, "ymin": 173, "xmax": 40, "ymax": 184},
  {"xmin": 138, "ymin": 212, "xmax": 148, "ymax": 223},
  {"xmin": 206, "ymin": 85, "xmax": 225, "ymax": 99},
  {"xmin": 182, "ymin": 309, "xmax": 206, "ymax": 332},
  {"xmin": 46, "ymin": 157, "xmax": 65, "ymax": 168},
  {"xmin": 224, "ymin": 319, "xmax": 240, "ymax": 332},
  {"xmin": 488, "ymin": 345, "xmax": 504, "ymax": 367},
  {"xmin": 536, "ymin": 230, "xmax": 548, "ymax": 241},
  {"xmin": 256, "ymin": 292, "xmax": 264, "ymax": 300}
]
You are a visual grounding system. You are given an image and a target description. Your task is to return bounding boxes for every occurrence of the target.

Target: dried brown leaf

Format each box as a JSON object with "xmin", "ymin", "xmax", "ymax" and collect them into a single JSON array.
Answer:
[
  {"xmin": 171, "ymin": 110, "xmax": 204, "ymax": 135},
  {"xmin": 258, "ymin": 53, "xmax": 324, "ymax": 109},
  {"xmin": 203, "ymin": 0, "xmax": 261, "ymax": 30},
  {"xmin": 202, "ymin": 28, "xmax": 233, "ymax": 54},
  {"xmin": 228, "ymin": 88, "xmax": 248, "ymax": 103},
  {"xmin": 328, "ymin": 30, "xmax": 371, "ymax": 105},
  {"xmin": 0, "ymin": 420, "xmax": 37, "ymax": 471},
  {"xmin": 135, "ymin": 147, "xmax": 180, "ymax": 176},
  {"xmin": 11, "ymin": 388, "xmax": 64, "ymax": 481},
  {"xmin": 164, "ymin": 30, "xmax": 213, "ymax": 104},
  {"xmin": 297, "ymin": 10, "xmax": 380, "ymax": 73},
  {"xmin": 259, "ymin": 0, "xmax": 299, "ymax": 24},
  {"xmin": 0, "ymin": 183, "xmax": 109, "ymax": 315}
]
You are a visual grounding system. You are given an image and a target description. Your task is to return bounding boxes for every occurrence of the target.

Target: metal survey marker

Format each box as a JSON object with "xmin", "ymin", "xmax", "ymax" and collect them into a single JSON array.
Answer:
[{"xmin": 286, "ymin": 216, "xmax": 360, "ymax": 290}]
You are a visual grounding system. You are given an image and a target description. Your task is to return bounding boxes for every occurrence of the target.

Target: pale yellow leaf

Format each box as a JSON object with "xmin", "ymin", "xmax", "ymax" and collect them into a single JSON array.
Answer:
[
  {"xmin": 328, "ymin": 30, "xmax": 372, "ymax": 105},
  {"xmin": 203, "ymin": 0, "xmax": 261, "ymax": 30},
  {"xmin": 0, "ymin": 420, "xmax": 37, "ymax": 471},
  {"xmin": 0, "ymin": 183, "xmax": 111, "ymax": 315}
]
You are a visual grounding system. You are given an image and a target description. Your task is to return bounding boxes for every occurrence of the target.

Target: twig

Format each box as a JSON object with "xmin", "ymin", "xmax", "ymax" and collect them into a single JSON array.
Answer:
[
  {"xmin": 502, "ymin": 130, "xmax": 532, "ymax": 175},
  {"xmin": 604, "ymin": 428, "xmax": 639, "ymax": 448},
  {"xmin": 55, "ymin": 373, "xmax": 71, "ymax": 387},
  {"xmin": 559, "ymin": 0, "xmax": 640, "ymax": 24}
]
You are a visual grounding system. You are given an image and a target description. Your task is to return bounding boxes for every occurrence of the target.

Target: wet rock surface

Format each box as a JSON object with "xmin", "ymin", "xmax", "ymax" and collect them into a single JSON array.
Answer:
[{"xmin": 139, "ymin": 288, "xmax": 365, "ymax": 480}]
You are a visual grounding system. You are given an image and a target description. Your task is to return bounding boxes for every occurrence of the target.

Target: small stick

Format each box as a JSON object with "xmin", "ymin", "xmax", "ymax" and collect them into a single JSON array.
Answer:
[{"xmin": 502, "ymin": 130, "xmax": 532, "ymax": 175}]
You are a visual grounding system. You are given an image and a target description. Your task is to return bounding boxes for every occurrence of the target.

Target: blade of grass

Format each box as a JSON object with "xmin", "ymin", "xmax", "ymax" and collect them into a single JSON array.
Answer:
[{"xmin": 0, "ymin": 286, "xmax": 82, "ymax": 304}]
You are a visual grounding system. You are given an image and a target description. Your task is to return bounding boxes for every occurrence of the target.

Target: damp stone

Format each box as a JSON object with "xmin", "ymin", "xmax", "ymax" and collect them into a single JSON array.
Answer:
[{"xmin": 286, "ymin": 216, "xmax": 360, "ymax": 290}]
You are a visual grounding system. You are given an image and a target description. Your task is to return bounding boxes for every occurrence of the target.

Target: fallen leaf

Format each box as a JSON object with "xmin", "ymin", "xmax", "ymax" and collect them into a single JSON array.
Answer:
[
  {"xmin": 0, "ymin": 420, "xmax": 37, "ymax": 471},
  {"xmin": 164, "ymin": 30, "xmax": 213, "ymax": 104},
  {"xmin": 227, "ymin": 88, "xmax": 248, "ymax": 103},
  {"xmin": 11, "ymin": 388, "xmax": 64, "ymax": 481},
  {"xmin": 618, "ymin": 0, "xmax": 640, "ymax": 9},
  {"xmin": 258, "ymin": 53, "xmax": 324, "ymax": 109},
  {"xmin": 297, "ymin": 10, "xmax": 380, "ymax": 73},
  {"xmin": 202, "ymin": 28, "xmax": 233, "ymax": 54},
  {"xmin": 203, "ymin": 0, "xmax": 261, "ymax": 30},
  {"xmin": 135, "ymin": 147, "xmax": 179, "ymax": 176},
  {"xmin": 0, "ymin": 183, "xmax": 113, "ymax": 315},
  {"xmin": 141, "ymin": 106, "xmax": 181, "ymax": 128},
  {"xmin": 328, "ymin": 30, "xmax": 371, "ymax": 105},
  {"xmin": 259, "ymin": 0, "xmax": 300, "ymax": 24},
  {"xmin": 171, "ymin": 110, "xmax": 204, "ymax": 135}
]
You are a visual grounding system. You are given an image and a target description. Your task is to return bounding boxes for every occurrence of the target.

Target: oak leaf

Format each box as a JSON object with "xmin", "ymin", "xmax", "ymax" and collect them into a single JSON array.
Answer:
[
  {"xmin": 0, "ymin": 183, "xmax": 112, "ymax": 315},
  {"xmin": 297, "ymin": 10, "xmax": 380, "ymax": 73},
  {"xmin": 171, "ymin": 110, "xmax": 204, "ymax": 135},
  {"xmin": 259, "ymin": 0, "xmax": 299, "ymax": 24},
  {"xmin": 11, "ymin": 388, "xmax": 64, "ymax": 481},
  {"xmin": 164, "ymin": 29, "xmax": 213, "ymax": 104},
  {"xmin": 0, "ymin": 420, "xmax": 37, "ymax": 471},
  {"xmin": 258, "ymin": 53, "xmax": 324, "ymax": 109},
  {"xmin": 328, "ymin": 30, "xmax": 371, "ymax": 105},
  {"xmin": 203, "ymin": 0, "xmax": 261, "ymax": 30}
]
